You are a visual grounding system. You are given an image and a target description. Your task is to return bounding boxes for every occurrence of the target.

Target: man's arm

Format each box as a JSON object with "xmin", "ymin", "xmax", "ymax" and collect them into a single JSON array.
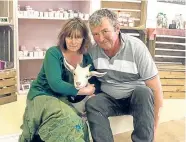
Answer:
[{"xmin": 145, "ymin": 75, "xmax": 163, "ymax": 132}]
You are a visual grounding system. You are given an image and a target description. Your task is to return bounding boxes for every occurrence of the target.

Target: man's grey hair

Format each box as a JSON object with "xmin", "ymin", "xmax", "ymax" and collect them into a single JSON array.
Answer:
[{"xmin": 89, "ymin": 9, "xmax": 118, "ymax": 28}]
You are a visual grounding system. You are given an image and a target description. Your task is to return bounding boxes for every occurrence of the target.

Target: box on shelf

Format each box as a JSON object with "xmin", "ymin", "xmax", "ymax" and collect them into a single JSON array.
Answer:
[
  {"xmin": 18, "ymin": 45, "xmax": 46, "ymax": 59},
  {"xmin": 0, "ymin": 69, "xmax": 17, "ymax": 105},
  {"xmin": 101, "ymin": 0, "xmax": 148, "ymax": 29},
  {"xmin": 20, "ymin": 78, "xmax": 35, "ymax": 92},
  {"xmin": 0, "ymin": 60, "xmax": 14, "ymax": 70},
  {"xmin": 0, "ymin": 60, "xmax": 5, "ymax": 70}
]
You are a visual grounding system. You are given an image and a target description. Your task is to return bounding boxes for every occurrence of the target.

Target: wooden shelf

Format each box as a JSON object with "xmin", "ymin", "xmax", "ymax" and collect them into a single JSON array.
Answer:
[
  {"xmin": 103, "ymin": 0, "xmax": 141, "ymax": 3},
  {"xmin": 155, "ymin": 55, "xmax": 186, "ymax": 59},
  {"xmin": 155, "ymin": 34, "xmax": 186, "ymax": 65},
  {"xmin": 156, "ymin": 41, "xmax": 186, "ymax": 46},
  {"xmin": 156, "ymin": 35, "xmax": 186, "ymax": 39},
  {"xmin": 105, "ymin": 8, "xmax": 141, "ymax": 12}
]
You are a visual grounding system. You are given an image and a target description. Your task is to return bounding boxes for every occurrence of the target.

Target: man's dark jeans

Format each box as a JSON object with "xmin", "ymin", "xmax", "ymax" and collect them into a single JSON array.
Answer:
[{"xmin": 85, "ymin": 86, "xmax": 154, "ymax": 142}]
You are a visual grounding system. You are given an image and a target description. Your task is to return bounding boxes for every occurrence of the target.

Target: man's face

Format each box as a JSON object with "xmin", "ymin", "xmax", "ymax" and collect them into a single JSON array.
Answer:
[{"xmin": 90, "ymin": 18, "xmax": 119, "ymax": 51}]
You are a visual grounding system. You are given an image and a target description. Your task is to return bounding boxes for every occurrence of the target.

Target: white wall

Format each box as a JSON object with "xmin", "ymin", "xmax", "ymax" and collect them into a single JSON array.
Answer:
[
  {"xmin": 90, "ymin": 0, "xmax": 101, "ymax": 14},
  {"xmin": 146, "ymin": 0, "xmax": 157, "ymax": 28},
  {"xmin": 146, "ymin": 1, "xmax": 186, "ymax": 28},
  {"xmin": 157, "ymin": 2, "xmax": 186, "ymax": 22}
]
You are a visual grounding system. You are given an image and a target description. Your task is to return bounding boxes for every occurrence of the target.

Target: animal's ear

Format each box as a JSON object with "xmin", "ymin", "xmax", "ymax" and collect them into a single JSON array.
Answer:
[
  {"xmin": 63, "ymin": 58, "xmax": 75, "ymax": 72},
  {"xmin": 86, "ymin": 64, "xmax": 91, "ymax": 69},
  {"xmin": 90, "ymin": 71, "xmax": 107, "ymax": 77},
  {"xmin": 76, "ymin": 64, "xmax": 81, "ymax": 69}
]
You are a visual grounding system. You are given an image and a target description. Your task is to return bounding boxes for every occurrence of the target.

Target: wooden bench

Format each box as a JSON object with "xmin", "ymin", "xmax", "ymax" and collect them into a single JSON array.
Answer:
[{"xmin": 0, "ymin": 69, "xmax": 17, "ymax": 105}]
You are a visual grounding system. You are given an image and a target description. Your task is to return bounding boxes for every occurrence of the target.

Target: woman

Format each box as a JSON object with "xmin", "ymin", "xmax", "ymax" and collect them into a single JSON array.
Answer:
[{"xmin": 19, "ymin": 18, "xmax": 99, "ymax": 142}]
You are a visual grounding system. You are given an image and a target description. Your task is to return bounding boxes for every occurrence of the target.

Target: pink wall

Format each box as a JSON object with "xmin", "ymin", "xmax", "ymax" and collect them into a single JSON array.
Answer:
[
  {"xmin": 20, "ymin": 60, "xmax": 43, "ymax": 80},
  {"xmin": 18, "ymin": 20, "xmax": 63, "ymax": 51}
]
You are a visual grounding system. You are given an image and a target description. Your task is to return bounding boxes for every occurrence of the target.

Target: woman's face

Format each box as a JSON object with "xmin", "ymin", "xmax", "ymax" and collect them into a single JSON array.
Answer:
[{"xmin": 65, "ymin": 30, "xmax": 84, "ymax": 52}]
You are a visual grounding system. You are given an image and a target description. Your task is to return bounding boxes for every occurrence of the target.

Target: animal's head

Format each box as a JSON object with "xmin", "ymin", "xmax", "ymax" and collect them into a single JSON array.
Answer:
[{"xmin": 64, "ymin": 58, "xmax": 107, "ymax": 89}]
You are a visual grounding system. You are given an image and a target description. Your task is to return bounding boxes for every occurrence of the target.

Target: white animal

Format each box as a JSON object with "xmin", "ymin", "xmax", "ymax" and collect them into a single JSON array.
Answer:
[{"xmin": 64, "ymin": 58, "xmax": 107, "ymax": 114}]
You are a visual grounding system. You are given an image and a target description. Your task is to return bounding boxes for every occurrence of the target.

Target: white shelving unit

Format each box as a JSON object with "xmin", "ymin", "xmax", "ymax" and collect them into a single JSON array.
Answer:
[{"xmin": 14, "ymin": 0, "xmax": 96, "ymax": 94}]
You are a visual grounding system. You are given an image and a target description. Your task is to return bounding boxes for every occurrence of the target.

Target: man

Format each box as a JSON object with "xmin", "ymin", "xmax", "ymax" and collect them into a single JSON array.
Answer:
[{"xmin": 86, "ymin": 9, "xmax": 163, "ymax": 142}]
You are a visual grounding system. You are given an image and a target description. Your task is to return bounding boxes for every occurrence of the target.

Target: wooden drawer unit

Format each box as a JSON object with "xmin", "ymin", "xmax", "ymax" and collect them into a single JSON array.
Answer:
[
  {"xmin": 0, "ymin": 69, "xmax": 17, "ymax": 105},
  {"xmin": 155, "ymin": 29, "xmax": 186, "ymax": 65}
]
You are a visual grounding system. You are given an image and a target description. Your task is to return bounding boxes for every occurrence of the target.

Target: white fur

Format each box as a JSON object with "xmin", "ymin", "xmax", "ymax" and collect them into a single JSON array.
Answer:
[{"xmin": 64, "ymin": 58, "xmax": 107, "ymax": 113}]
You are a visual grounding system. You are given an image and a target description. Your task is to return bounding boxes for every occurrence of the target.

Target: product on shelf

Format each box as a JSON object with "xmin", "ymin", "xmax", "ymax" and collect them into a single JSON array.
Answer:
[
  {"xmin": 33, "ymin": 46, "xmax": 44, "ymax": 58},
  {"xmin": 17, "ymin": 5, "xmax": 89, "ymax": 20},
  {"xmin": 157, "ymin": 12, "xmax": 168, "ymax": 28},
  {"xmin": 0, "ymin": 60, "xmax": 14, "ymax": 70},
  {"xmin": 174, "ymin": 14, "xmax": 184, "ymax": 29},
  {"xmin": 0, "ymin": 60, "xmax": 5, "ymax": 70},
  {"xmin": 157, "ymin": 12, "xmax": 184, "ymax": 29},
  {"xmin": 19, "ymin": 45, "xmax": 46, "ymax": 59},
  {"xmin": 117, "ymin": 12, "xmax": 135, "ymax": 27},
  {"xmin": 20, "ymin": 78, "xmax": 35, "ymax": 91}
]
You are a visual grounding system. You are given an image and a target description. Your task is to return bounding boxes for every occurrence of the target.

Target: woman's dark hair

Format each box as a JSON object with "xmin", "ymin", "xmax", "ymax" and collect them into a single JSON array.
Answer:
[{"xmin": 57, "ymin": 18, "xmax": 90, "ymax": 54}]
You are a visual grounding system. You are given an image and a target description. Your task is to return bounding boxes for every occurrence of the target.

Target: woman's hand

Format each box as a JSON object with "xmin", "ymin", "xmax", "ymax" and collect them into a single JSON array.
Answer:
[{"xmin": 77, "ymin": 83, "xmax": 95, "ymax": 96}]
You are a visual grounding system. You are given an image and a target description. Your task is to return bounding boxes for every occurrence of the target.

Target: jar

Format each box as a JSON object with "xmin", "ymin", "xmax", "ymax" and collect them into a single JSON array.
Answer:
[{"xmin": 128, "ymin": 18, "xmax": 134, "ymax": 27}]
